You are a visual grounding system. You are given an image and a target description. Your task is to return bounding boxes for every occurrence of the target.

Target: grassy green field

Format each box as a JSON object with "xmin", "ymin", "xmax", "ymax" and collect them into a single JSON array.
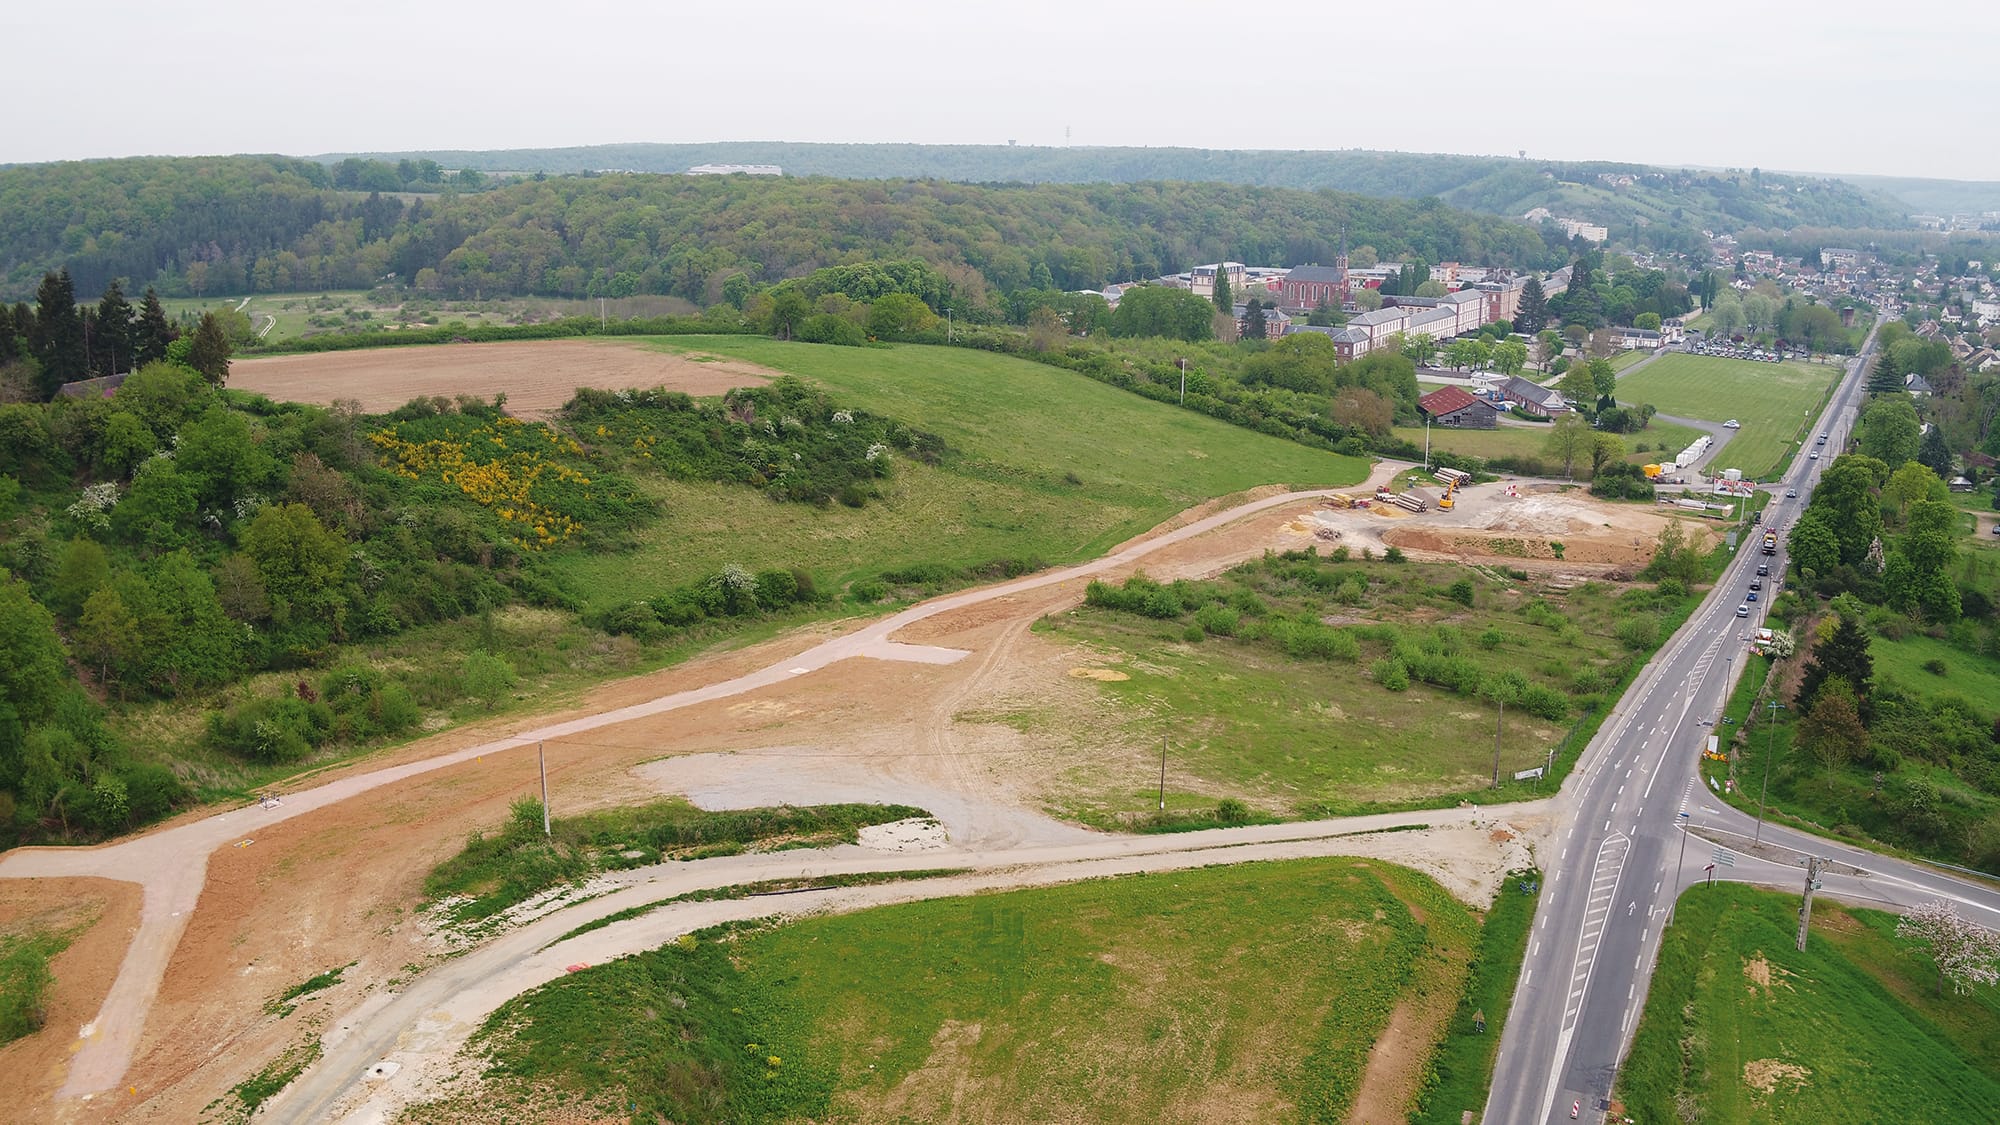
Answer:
[
  {"xmin": 1008, "ymin": 553, "xmax": 1688, "ymax": 821},
  {"xmin": 550, "ymin": 338, "xmax": 1368, "ymax": 605},
  {"xmin": 1608, "ymin": 348, "xmax": 1652, "ymax": 373},
  {"xmin": 1615, "ymin": 355, "xmax": 1841, "ymax": 479},
  {"xmin": 450, "ymin": 859, "xmax": 1478, "ymax": 1124},
  {"xmin": 1389, "ymin": 419, "xmax": 1704, "ymax": 469},
  {"xmin": 1620, "ymin": 884, "xmax": 2000, "ymax": 1123}
]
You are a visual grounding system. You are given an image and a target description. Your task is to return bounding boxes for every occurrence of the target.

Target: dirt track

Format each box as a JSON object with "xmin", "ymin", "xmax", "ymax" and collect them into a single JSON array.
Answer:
[
  {"xmin": 229, "ymin": 339, "xmax": 776, "ymax": 417},
  {"xmin": 0, "ymin": 469, "xmax": 1670, "ymax": 1123}
]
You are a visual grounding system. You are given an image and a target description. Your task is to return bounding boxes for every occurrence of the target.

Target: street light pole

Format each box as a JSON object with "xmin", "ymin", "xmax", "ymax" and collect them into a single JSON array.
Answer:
[
  {"xmin": 1668, "ymin": 811, "xmax": 1691, "ymax": 925},
  {"xmin": 1179, "ymin": 358, "xmax": 1187, "ymax": 404},
  {"xmin": 1755, "ymin": 699, "xmax": 1783, "ymax": 845},
  {"xmin": 1490, "ymin": 696, "xmax": 1505, "ymax": 788}
]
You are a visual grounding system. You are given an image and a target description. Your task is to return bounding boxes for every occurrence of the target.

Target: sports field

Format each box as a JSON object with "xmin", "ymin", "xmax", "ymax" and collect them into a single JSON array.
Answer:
[{"xmin": 1616, "ymin": 354, "xmax": 1840, "ymax": 478}]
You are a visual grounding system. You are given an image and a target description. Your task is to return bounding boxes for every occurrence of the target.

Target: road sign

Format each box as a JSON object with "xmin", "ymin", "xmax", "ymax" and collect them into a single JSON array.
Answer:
[
  {"xmin": 1514, "ymin": 766, "xmax": 1545, "ymax": 781},
  {"xmin": 1706, "ymin": 734, "xmax": 1718, "ymax": 756},
  {"xmin": 1712, "ymin": 849, "xmax": 1736, "ymax": 867}
]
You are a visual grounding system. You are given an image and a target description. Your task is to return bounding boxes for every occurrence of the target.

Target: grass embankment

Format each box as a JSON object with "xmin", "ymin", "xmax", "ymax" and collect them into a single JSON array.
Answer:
[
  {"xmin": 1411, "ymin": 869, "xmax": 1542, "ymax": 1125},
  {"xmin": 1616, "ymin": 355, "xmax": 1842, "ymax": 479},
  {"xmin": 1389, "ymin": 419, "xmax": 1705, "ymax": 470},
  {"xmin": 541, "ymin": 336, "xmax": 1368, "ymax": 604},
  {"xmin": 425, "ymin": 796, "xmax": 929, "ymax": 923},
  {"xmin": 1620, "ymin": 884, "xmax": 2000, "ymax": 1123},
  {"xmin": 1016, "ymin": 551, "xmax": 1695, "ymax": 823},
  {"xmin": 447, "ymin": 859, "xmax": 1478, "ymax": 1124},
  {"xmin": 0, "ymin": 924, "xmax": 87, "ymax": 1045}
]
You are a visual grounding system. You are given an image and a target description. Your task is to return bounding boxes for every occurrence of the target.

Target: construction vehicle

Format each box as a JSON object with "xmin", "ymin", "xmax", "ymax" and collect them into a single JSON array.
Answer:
[
  {"xmin": 1323, "ymin": 492, "xmax": 1370, "ymax": 510},
  {"xmin": 1642, "ymin": 463, "xmax": 1663, "ymax": 479},
  {"xmin": 1433, "ymin": 466, "xmax": 1471, "ymax": 511}
]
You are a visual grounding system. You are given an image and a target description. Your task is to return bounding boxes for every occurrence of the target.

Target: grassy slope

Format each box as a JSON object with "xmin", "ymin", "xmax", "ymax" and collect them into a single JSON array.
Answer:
[
  {"xmin": 462, "ymin": 858, "xmax": 1476, "ymax": 1124},
  {"xmin": 1620, "ymin": 884, "xmax": 2000, "ymax": 1123},
  {"xmin": 1616, "ymin": 356, "xmax": 1841, "ymax": 479},
  {"xmin": 551, "ymin": 338, "xmax": 1368, "ymax": 605}
]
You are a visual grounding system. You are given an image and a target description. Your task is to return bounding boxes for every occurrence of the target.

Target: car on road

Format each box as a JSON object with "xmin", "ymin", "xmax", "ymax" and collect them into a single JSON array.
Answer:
[
  {"xmin": 1724, "ymin": 419, "xmax": 1740, "ymax": 428},
  {"xmin": 1757, "ymin": 563, "xmax": 1770, "ymax": 576},
  {"xmin": 1785, "ymin": 488, "xmax": 1797, "ymax": 498},
  {"xmin": 1818, "ymin": 433, "xmax": 1828, "ymax": 443},
  {"xmin": 1736, "ymin": 604, "xmax": 1751, "ymax": 617},
  {"xmin": 1747, "ymin": 590, "xmax": 1758, "ymax": 602},
  {"xmin": 1809, "ymin": 451, "xmax": 1820, "ymax": 460},
  {"xmin": 1750, "ymin": 580, "xmax": 1762, "ymax": 591}
]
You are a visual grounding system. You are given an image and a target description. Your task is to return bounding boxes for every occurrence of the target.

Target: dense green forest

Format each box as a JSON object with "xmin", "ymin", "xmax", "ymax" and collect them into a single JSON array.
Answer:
[
  {"xmin": 316, "ymin": 142, "xmax": 1911, "ymax": 240},
  {"xmin": 0, "ymin": 156, "xmax": 1567, "ymax": 305}
]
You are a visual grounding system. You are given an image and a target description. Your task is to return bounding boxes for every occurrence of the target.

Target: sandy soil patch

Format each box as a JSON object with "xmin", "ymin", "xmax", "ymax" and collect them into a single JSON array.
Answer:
[
  {"xmin": 1742, "ymin": 951, "xmax": 1794, "ymax": 996},
  {"xmin": 230, "ymin": 338, "xmax": 779, "ymax": 418},
  {"xmin": 1743, "ymin": 1057, "xmax": 1811, "ymax": 1093},
  {"xmin": 1067, "ymin": 667, "xmax": 1130, "ymax": 682},
  {"xmin": 0, "ymin": 879, "xmax": 141, "ymax": 1106}
]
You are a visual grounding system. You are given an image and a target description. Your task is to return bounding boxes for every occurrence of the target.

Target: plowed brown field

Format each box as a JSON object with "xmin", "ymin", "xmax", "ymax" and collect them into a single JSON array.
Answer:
[{"xmin": 229, "ymin": 338, "xmax": 777, "ymax": 417}]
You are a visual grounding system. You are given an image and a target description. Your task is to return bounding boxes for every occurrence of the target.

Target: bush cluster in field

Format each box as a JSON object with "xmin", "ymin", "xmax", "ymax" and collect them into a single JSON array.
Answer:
[
  {"xmin": 425, "ymin": 797, "xmax": 929, "ymax": 923},
  {"xmin": 1081, "ymin": 549, "xmax": 1678, "ymax": 723},
  {"xmin": 562, "ymin": 377, "xmax": 945, "ymax": 507},
  {"xmin": 369, "ymin": 403, "xmax": 636, "ymax": 551}
]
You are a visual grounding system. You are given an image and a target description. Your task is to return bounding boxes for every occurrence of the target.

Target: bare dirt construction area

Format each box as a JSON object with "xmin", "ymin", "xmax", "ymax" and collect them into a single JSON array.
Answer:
[
  {"xmin": 1372, "ymin": 480, "xmax": 1722, "ymax": 571},
  {"xmin": 0, "ymin": 486, "xmax": 1548, "ymax": 1124},
  {"xmin": 229, "ymin": 338, "xmax": 778, "ymax": 418}
]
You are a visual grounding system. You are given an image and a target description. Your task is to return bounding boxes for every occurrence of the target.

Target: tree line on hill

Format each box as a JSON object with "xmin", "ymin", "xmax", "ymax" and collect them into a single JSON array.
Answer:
[
  {"xmin": 0, "ymin": 156, "xmax": 1569, "ymax": 310},
  {"xmin": 314, "ymin": 142, "xmax": 1911, "ymax": 241}
]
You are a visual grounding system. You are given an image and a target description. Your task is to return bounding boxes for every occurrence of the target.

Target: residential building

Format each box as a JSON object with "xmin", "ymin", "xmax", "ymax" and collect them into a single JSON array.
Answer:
[
  {"xmin": 1820, "ymin": 247, "xmax": 1860, "ymax": 270},
  {"xmin": 686, "ymin": 163, "xmax": 782, "ymax": 176},
  {"xmin": 1500, "ymin": 375, "xmax": 1565, "ymax": 417},
  {"xmin": 1418, "ymin": 386, "xmax": 1498, "ymax": 429},
  {"xmin": 1189, "ymin": 262, "xmax": 1246, "ymax": 300}
]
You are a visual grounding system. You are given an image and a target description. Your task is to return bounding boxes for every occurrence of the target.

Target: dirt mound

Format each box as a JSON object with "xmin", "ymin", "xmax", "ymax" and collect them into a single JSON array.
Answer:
[
  {"xmin": 231, "ymin": 339, "xmax": 779, "ymax": 418},
  {"xmin": 1743, "ymin": 1057, "xmax": 1811, "ymax": 1093}
]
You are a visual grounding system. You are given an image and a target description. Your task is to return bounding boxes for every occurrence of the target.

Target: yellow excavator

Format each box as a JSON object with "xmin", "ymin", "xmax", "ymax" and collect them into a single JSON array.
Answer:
[{"xmin": 1438, "ymin": 476, "xmax": 1462, "ymax": 511}]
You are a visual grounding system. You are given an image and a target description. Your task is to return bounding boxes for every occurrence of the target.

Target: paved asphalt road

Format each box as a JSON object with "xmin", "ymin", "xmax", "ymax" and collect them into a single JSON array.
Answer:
[{"xmin": 1484, "ymin": 320, "xmax": 2000, "ymax": 1124}]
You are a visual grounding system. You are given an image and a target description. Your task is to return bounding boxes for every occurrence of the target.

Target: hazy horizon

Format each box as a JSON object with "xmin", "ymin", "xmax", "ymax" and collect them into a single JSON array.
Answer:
[{"xmin": 5, "ymin": 0, "xmax": 1993, "ymax": 180}]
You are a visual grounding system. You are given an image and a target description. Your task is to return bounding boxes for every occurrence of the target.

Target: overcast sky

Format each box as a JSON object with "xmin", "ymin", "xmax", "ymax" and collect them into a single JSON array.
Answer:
[{"xmin": 4, "ymin": 0, "xmax": 1993, "ymax": 182}]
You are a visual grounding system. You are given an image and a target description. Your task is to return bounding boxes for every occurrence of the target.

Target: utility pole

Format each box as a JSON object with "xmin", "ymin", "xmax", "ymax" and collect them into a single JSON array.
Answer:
[
  {"xmin": 1490, "ymin": 696, "xmax": 1505, "ymax": 788},
  {"xmin": 1179, "ymin": 358, "xmax": 1187, "ymax": 404},
  {"xmin": 1158, "ymin": 737, "xmax": 1168, "ymax": 811},
  {"xmin": 945, "ymin": 307, "xmax": 952, "ymax": 343},
  {"xmin": 539, "ymin": 741, "xmax": 551, "ymax": 838},
  {"xmin": 1796, "ymin": 855, "xmax": 1826, "ymax": 951}
]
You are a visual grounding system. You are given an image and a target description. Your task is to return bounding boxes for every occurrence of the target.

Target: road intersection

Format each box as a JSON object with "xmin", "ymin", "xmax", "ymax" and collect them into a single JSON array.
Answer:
[{"xmin": 1485, "ymin": 321, "xmax": 2000, "ymax": 1123}]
